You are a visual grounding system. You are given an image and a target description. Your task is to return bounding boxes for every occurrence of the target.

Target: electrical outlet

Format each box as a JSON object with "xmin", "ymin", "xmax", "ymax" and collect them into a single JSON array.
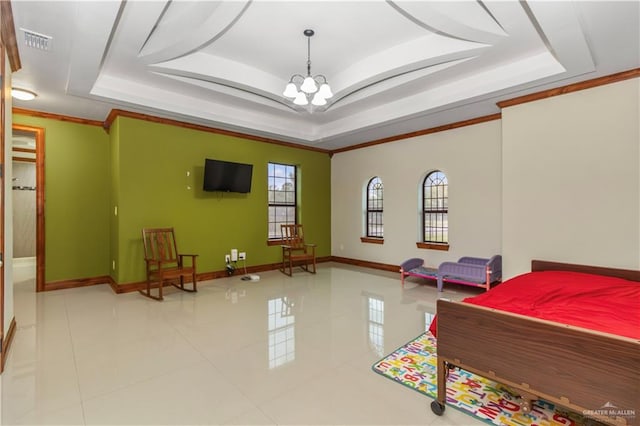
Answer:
[
  {"xmin": 231, "ymin": 249, "xmax": 238, "ymax": 262},
  {"xmin": 112, "ymin": 260, "xmax": 116, "ymax": 270},
  {"xmin": 239, "ymin": 252, "xmax": 246, "ymax": 260},
  {"xmin": 225, "ymin": 254, "xmax": 231, "ymax": 263}
]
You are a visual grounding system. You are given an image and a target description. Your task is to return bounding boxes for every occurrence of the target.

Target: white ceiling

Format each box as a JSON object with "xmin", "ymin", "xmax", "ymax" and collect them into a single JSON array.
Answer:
[{"xmin": 10, "ymin": 0, "xmax": 640, "ymax": 151}]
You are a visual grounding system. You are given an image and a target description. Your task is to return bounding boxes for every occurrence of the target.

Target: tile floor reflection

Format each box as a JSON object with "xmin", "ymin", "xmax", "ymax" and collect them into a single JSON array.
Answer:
[{"xmin": 3, "ymin": 263, "xmax": 484, "ymax": 425}]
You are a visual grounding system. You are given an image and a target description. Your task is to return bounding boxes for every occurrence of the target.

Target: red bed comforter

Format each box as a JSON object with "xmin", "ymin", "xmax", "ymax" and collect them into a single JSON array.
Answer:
[{"xmin": 430, "ymin": 270, "xmax": 640, "ymax": 339}]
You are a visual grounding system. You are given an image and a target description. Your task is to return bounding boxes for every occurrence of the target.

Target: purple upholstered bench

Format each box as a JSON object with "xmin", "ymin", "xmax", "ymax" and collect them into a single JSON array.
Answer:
[{"xmin": 400, "ymin": 255, "xmax": 502, "ymax": 292}]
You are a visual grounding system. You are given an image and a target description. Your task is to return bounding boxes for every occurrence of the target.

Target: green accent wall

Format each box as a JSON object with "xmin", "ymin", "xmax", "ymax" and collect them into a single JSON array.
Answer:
[
  {"xmin": 112, "ymin": 117, "xmax": 331, "ymax": 284},
  {"xmin": 13, "ymin": 113, "xmax": 331, "ymax": 286},
  {"xmin": 13, "ymin": 114, "xmax": 111, "ymax": 282}
]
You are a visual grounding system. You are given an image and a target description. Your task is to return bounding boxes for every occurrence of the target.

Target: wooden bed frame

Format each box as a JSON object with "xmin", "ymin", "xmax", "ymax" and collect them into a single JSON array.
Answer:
[{"xmin": 432, "ymin": 260, "xmax": 640, "ymax": 426}]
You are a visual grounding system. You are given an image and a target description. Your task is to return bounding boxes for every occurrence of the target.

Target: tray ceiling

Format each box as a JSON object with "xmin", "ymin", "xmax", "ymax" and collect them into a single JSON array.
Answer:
[{"xmin": 10, "ymin": 1, "xmax": 640, "ymax": 150}]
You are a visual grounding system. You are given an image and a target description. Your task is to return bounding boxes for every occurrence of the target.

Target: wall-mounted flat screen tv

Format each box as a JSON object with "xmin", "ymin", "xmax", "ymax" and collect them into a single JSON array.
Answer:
[{"xmin": 203, "ymin": 158, "xmax": 253, "ymax": 193}]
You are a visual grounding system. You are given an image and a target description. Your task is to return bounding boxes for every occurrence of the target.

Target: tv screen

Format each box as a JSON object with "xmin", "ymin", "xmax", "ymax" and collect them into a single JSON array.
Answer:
[{"xmin": 203, "ymin": 159, "xmax": 253, "ymax": 193}]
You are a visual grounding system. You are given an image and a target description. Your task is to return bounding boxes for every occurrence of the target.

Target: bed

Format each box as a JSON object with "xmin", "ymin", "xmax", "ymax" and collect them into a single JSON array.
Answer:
[{"xmin": 431, "ymin": 260, "xmax": 640, "ymax": 426}]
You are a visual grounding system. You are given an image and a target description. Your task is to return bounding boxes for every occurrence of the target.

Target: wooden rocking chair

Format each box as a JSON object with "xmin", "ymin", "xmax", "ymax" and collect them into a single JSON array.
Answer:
[
  {"xmin": 141, "ymin": 227, "xmax": 198, "ymax": 300},
  {"xmin": 280, "ymin": 224, "xmax": 316, "ymax": 276}
]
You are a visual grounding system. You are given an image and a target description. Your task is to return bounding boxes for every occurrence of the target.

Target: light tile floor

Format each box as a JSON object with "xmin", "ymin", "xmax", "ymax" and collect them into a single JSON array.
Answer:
[{"xmin": 2, "ymin": 263, "xmax": 485, "ymax": 425}]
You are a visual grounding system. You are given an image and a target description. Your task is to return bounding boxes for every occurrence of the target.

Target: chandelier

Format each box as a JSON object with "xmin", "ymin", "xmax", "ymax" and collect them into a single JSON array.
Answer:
[{"xmin": 283, "ymin": 29, "xmax": 333, "ymax": 107}]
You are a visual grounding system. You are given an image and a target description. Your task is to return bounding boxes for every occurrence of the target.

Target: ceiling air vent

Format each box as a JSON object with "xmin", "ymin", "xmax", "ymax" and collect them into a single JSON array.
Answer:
[{"xmin": 21, "ymin": 28, "xmax": 52, "ymax": 51}]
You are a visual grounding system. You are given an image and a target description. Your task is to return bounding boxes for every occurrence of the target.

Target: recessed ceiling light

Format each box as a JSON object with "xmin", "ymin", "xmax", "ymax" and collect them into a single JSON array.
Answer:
[{"xmin": 12, "ymin": 88, "xmax": 37, "ymax": 101}]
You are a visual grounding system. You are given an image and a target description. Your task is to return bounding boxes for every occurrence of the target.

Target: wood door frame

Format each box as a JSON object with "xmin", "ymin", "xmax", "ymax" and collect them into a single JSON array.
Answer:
[
  {"xmin": 0, "ymin": 40, "xmax": 5, "ymax": 371},
  {"xmin": 1, "ymin": 0, "xmax": 23, "ymax": 373},
  {"xmin": 12, "ymin": 124, "xmax": 45, "ymax": 292}
]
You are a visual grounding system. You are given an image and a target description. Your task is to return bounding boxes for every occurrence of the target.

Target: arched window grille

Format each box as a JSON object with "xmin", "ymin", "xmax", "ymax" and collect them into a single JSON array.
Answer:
[
  {"xmin": 423, "ymin": 171, "xmax": 448, "ymax": 243},
  {"xmin": 366, "ymin": 177, "xmax": 384, "ymax": 238}
]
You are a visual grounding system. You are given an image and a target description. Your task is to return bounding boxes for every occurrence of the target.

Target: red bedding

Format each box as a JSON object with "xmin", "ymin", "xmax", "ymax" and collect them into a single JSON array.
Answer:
[{"xmin": 430, "ymin": 270, "xmax": 640, "ymax": 339}]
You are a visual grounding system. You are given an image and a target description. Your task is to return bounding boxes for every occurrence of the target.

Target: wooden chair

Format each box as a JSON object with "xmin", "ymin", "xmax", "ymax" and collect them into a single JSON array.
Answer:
[
  {"xmin": 280, "ymin": 224, "xmax": 316, "ymax": 276},
  {"xmin": 141, "ymin": 227, "xmax": 198, "ymax": 300}
]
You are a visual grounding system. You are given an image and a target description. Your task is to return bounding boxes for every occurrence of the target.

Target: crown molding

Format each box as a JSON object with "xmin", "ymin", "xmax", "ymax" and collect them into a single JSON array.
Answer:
[
  {"xmin": 13, "ymin": 107, "xmax": 103, "ymax": 126},
  {"xmin": 332, "ymin": 113, "xmax": 503, "ymax": 154},
  {"xmin": 497, "ymin": 68, "xmax": 640, "ymax": 109},
  {"xmin": 13, "ymin": 68, "xmax": 639, "ymax": 155},
  {"xmin": 103, "ymin": 109, "xmax": 331, "ymax": 154}
]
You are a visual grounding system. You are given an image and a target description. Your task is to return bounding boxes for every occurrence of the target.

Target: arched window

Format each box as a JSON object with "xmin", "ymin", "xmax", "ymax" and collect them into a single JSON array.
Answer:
[
  {"xmin": 366, "ymin": 177, "xmax": 384, "ymax": 238},
  {"xmin": 423, "ymin": 171, "xmax": 448, "ymax": 244}
]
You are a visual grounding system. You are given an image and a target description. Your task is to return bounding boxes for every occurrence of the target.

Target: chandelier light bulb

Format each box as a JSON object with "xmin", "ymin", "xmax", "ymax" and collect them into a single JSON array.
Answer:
[
  {"xmin": 283, "ymin": 83, "xmax": 298, "ymax": 98},
  {"xmin": 311, "ymin": 93, "xmax": 327, "ymax": 106},
  {"xmin": 293, "ymin": 92, "xmax": 308, "ymax": 106},
  {"xmin": 318, "ymin": 83, "xmax": 333, "ymax": 99},
  {"xmin": 300, "ymin": 76, "xmax": 318, "ymax": 94}
]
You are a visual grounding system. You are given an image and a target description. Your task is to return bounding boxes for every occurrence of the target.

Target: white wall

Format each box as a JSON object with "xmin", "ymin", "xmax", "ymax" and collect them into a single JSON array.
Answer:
[
  {"xmin": 332, "ymin": 78, "xmax": 639, "ymax": 280},
  {"xmin": 502, "ymin": 78, "xmax": 640, "ymax": 278},
  {"xmin": 332, "ymin": 120, "xmax": 503, "ymax": 268}
]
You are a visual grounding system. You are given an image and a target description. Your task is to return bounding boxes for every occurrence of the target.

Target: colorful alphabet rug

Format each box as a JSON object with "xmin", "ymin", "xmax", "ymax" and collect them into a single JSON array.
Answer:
[{"xmin": 372, "ymin": 332, "xmax": 604, "ymax": 426}]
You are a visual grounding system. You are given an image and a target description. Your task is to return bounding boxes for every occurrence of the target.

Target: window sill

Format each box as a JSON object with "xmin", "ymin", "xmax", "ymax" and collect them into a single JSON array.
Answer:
[
  {"xmin": 267, "ymin": 239, "xmax": 285, "ymax": 246},
  {"xmin": 416, "ymin": 242, "xmax": 449, "ymax": 251},
  {"xmin": 361, "ymin": 237, "xmax": 384, "ymax": 245}
]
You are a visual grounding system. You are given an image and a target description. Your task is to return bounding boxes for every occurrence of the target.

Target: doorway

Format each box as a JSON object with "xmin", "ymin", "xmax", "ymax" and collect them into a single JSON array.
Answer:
[
  {"xmin": 12, "ymin": 125, "xmax": 44, "ymax": 292},
  {"xmin": 12, "ymin": 131, "xmax": 36, "ymax": 283}
]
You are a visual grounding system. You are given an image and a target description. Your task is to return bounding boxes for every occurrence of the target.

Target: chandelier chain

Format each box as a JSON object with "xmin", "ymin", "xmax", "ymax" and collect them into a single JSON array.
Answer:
[{"xmin": 307, "ymin": 36, "xmax": 312, "ymax": 76}]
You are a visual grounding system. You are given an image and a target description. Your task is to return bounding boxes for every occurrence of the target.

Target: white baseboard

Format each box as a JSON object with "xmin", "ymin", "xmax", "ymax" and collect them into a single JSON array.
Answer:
[
  {"xmin": 13, "ymin": 257, "xmax": 37, "ymax": 282},
  {"xmin": 13, "ymin": 256, "xmax": 36, "ymax": 267}
]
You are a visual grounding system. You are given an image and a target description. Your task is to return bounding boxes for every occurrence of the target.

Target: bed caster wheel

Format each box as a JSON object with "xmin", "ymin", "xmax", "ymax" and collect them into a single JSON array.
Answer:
[{"xmin": 431, "ymin": 400, "xmax": 445, "ymax": 416}]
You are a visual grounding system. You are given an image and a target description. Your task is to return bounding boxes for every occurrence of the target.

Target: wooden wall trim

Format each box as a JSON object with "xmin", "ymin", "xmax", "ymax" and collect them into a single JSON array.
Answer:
[
  {"xmin": 0, "ymin": 1, "xmax": 20, "ymax": 72},
  {"xmin": 110, "ymin": 279, "xmax": 143, "ymax": 294},
  {"xmin": 13, "ymin": 108, "xmax": 103, "ymax": 127},
  {"xmin": 0, "ymin": 317, "xmax": 16, "ymax": 373},
  {"xmin": 46, "ymin": 257, "xmax": 334, "ymax": 294},
  {"xmin": 331, "ymin": 255, "xmax": 399, "ymax": 273},
  {"xmin": 497, "ymin": 68, "xmax": 640, "ymax": 109},
  {"xmin": 104, "ymin": 109, "xmax": 331, "ymax": 154},
  {"xmin": 50, "ymin": 258, "xmax": 639, "ymax": 296},
  {"xmin": 112, "ymin": 257, "xmax": 332, "ymax": 293},
  {"xmin": 332, "ymin": 113, "xmax": 502, "ymax": 154},
  {"xmin": 44, "ymin": 275, "xmax": 112, "ymax": 291}
]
